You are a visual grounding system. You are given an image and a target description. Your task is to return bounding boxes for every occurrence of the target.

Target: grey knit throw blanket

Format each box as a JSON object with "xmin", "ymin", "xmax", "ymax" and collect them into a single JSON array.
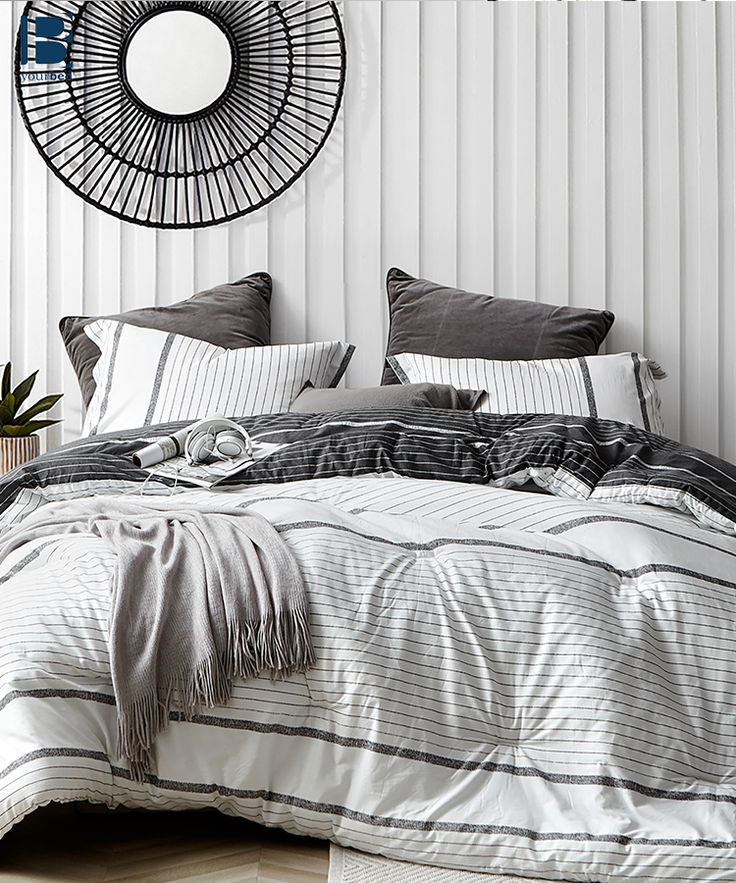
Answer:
[{"xmin": 0, "ymin": 496, "xmax": 313, "ymax": 780}]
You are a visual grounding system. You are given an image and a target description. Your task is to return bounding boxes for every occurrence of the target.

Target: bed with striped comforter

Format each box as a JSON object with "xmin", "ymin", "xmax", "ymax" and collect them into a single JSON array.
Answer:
[{"xmin": 2, "ymin": 409, "xmax": 736, "ymax": 882}]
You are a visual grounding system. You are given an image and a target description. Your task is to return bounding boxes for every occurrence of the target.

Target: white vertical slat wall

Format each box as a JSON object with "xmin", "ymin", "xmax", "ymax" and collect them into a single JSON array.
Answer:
[{"xmin": 3, "ymin": 1, "xmax": 736, "ymax": 459}]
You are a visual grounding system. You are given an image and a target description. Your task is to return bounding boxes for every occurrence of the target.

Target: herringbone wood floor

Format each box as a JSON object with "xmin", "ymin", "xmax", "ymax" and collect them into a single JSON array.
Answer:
[{"xmin": 0, "ymin": 804, "xmax": 329, "ymax": 882}]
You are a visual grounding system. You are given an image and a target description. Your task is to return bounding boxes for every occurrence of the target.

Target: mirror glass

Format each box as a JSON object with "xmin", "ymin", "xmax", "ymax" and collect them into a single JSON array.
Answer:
[{"xmin": 124, "ymin": 10, "xmax": 232, "ymax": 116}]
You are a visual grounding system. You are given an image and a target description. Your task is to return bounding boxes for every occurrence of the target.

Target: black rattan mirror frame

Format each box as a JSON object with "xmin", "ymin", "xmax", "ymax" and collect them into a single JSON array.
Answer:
[{"xmin": 15, "ymin": 1, "xmax": 346, "ymax": 228}]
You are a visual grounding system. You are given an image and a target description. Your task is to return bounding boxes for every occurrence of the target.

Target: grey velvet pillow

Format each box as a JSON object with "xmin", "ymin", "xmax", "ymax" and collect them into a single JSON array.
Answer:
[
  {"xmin": 60, "ymin": 273, "xmax": 272, "ymax": 407},
  {"xmin": 381, "ymin": 268, "xmax": 615, "ymax": 385},
  {"xmin": 290, "ymin": 381, "xmax": 484, "ymax": 413}
]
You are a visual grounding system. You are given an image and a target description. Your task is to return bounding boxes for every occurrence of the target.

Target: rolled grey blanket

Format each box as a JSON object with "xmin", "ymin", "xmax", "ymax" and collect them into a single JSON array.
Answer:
[{"xmin": 0, "ymin": 496, "xmax": 313, "ymax": 779}]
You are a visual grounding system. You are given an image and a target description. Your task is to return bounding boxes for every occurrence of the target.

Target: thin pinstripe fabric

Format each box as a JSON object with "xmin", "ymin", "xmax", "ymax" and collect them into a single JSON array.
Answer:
[
  {"xmin": 81, "ymin": 319, "xmax": 354, "ymax": 437},
  {"xmin": 2, "ymin": 409, "xmax": 736, "ymax": 880},
  {"xmin": 388, "ymin": 351, "xmax": 666, "ymax": 434}
]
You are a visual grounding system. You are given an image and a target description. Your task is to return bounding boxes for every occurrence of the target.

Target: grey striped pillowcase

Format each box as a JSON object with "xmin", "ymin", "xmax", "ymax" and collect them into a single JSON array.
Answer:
[
  {"xmin": 82, "ymin": 319, "xmax": 354, "ymax": 436},
  {"xmin": 388, "ymin": 351, "xmax": 666, "ymax": 434}
]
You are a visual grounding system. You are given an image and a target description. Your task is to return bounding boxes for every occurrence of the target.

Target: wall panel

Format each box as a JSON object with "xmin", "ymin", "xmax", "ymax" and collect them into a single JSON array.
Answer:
[
  {"xmin": 456, "ymin": 1, "xmax": 493, "ymax": 295},
  {"xmin": 642, "ymin": 1, "xmax": 681, "ymax": 442},
  {"xmin": 419, "ymin": 0, "xmax": 457, "ymax": 286},
  {"xmin": 2, "ymin": 2, "xmax": 735, "ymax": 457},
  {"xmin": 381, "ymin": 1, "xmax": 420, "ymax": 283},
  {"xmin": 569, "ymin": 3, "xmax": 606, "ymax": 314},
  {"xmin": 535, "ymin": 2, "xmax": 568, "ymax": 309},
  {"xmin": 717, "ymin": 3, "xmax": 736, "ymax": 465},
  {"xmin": 605, "ymin": 2, "xmax": 644, "ymax": 357},
  {"xmin": 678, "ymin": 2, "xmax": 720, "ymax": 456},
  {"xmin": 343, "ymin": 0, "xmax": 383, "ymax": 388}
]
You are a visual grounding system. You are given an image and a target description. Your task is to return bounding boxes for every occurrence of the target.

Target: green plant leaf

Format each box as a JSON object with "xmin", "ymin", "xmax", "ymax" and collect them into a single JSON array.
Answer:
[
  {"xmin": 15, "ymin": 393, "xmax": 63, "ymax": 424},
  {"xmin": 11, "ymin": 370, "xmax": 37, "ymax": 413},
  {"xmin": 12, "ymin": 372, "xmax": 37, "ymax": 412},
  {"xmin": 2, "ymin": 419, "xmax": 60, "ymax": 437},
  {"xmin": 1, "ymin": 363, "xmax": 11, "ymax": 399},
  {"xmin": 0, "ymin": 392, "xmax": 16, "ymax": 425}
]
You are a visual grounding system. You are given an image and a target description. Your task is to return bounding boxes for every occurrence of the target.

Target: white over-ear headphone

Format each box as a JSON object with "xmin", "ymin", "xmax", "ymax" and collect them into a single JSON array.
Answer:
[{"xmin": 184, "ymin": 417, "xmax": 252, "ymax": 465}]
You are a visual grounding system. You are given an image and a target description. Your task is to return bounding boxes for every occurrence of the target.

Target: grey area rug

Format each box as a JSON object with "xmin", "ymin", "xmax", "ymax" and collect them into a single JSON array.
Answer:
[{"xmin": 328, "ymin": 844, "xmax": 548, "ymax": 883}]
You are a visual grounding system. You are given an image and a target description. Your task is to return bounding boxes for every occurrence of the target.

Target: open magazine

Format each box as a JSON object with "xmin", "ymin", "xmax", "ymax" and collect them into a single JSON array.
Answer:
[{"xmin": 132, "ymin": 423, "xmax": 285, "ymax": 488}]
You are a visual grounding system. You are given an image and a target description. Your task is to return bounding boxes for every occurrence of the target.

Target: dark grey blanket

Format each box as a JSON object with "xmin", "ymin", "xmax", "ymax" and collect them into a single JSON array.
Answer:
[
  {"xmin": 0, "ymin": 496, "xmax": 313, "ymax": 779},
  {"xmin": 3, "ymin": 409, "xmax": 736, "ymax": 533}
]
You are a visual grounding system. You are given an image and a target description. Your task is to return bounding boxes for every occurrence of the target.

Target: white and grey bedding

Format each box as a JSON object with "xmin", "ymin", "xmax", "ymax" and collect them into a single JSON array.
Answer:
[
  {"xmin": 2, "ymin": 409, "xmax": 736, "ymax": 881},
  {"xmin": 0, "ymin": 496, "xmax": 312, "ymax": 780},
  {"xmin": 388, "ymin": 351, "xmax": 666, "ymax": 435},
  {"xmin": 81, "ymin": 322, "xmax": 354, "ymax": 436},
  {"xmin": 60, "ymin": 272, "xmax": 273, "ymax": 408}
]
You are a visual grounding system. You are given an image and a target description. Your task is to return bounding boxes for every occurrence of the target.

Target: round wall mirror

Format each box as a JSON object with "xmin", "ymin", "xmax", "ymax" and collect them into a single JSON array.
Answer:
[
  {"xmin": 123, "ymin": 10, "xmax": 233, "ymax": 117},
  {"xmin": 16, "ymin": 1, "xmax": 346, "ymax": 228}
]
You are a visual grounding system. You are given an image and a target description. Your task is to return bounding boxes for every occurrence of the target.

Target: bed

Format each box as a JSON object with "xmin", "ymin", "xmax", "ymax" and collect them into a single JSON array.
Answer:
[{"xmin": 1, "ymin": 408, "xmax": 736, "ymax": 882}]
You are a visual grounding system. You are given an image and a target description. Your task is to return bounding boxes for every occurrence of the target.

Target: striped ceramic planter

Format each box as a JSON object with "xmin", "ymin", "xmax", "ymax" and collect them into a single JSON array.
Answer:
[{"xmin": 0, "ymin": 435, "xmax": 39, "ymax": 475}]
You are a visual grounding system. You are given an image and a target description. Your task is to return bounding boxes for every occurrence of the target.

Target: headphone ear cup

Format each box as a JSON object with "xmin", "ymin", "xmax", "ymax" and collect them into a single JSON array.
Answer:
[
  {"xmin": 213, "ymin": 431, "xmax": 246, "ymax": 459},
  {"xmin": 187, "ymin": 432, "xmax": 214, "ymax": 464}
]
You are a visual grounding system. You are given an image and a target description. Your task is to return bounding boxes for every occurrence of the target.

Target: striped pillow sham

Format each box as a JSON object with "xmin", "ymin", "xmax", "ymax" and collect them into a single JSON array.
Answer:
[
  {"xmin": 387, "ymin": 351, "xmax": 667, "ymax": 434},
  {"xmin": 82, "ymin": 319, "xmax": 354, "ymax": 437}
]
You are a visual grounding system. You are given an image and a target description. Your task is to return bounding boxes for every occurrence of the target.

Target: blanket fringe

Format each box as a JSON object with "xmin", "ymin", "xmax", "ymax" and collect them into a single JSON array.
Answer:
[{"xmin": 119, "ymin": 607, "xmax": 315, "ymax": 782}]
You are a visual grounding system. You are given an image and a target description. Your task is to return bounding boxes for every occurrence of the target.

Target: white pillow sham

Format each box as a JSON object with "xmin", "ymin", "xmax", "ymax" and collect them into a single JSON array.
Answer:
[
  {"xmin": 387, "ymin": 351, "xmax": 666, "ymax": 434},
  {"xmin": 82, "ymin": 319, "xmax": 354, "ymax": 437}
]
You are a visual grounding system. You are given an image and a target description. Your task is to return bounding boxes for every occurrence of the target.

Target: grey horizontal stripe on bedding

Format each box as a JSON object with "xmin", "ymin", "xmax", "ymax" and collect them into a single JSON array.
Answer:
[
  {"xmin": 4, "ymin": 746, "xmax": 736, "ymax": 849},
  {"xmin": 10, "ymin": 660, "xmax": 733, "ymax": 763},
  {"xmin": 7, "ymin": 616, "xmax": 736, "ymax": 772},
  {"xmin": 0, "ymin": 732, "xmax": 724, "ymax": 817},
  {"xmin": 7, "ymin": 676, "xmax": 736, "ymax": 790},
  {"xmin": 544, "ymin": 514, "xmax": 736, "ymax": 555},
  {"xmin": 5, "ymin": 690, "xmax": 736, "ymax": 809},
  {"xmin": 183, "ymin": 487, "xmax": 736, "ymax": 562},
  {"xmin": 278, "ymin": 519, "xmax": 736, "ymax": 590}
]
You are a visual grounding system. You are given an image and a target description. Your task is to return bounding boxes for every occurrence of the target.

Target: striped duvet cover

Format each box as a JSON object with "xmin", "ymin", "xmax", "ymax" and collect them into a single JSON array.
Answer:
[{"xmin": 2, "ymin": 409, "xmax": 736, "ymax": 881}]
